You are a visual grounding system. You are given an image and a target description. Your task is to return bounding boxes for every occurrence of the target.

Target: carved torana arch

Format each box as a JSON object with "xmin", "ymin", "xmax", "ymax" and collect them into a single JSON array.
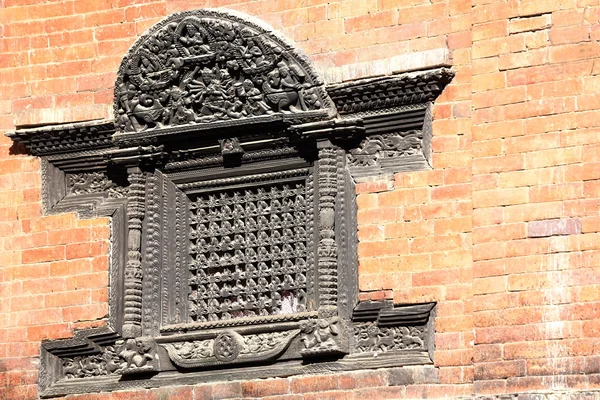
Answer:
[{"xmin": 114, "ymin": 9, "xmax": 333, "ymax": 134}]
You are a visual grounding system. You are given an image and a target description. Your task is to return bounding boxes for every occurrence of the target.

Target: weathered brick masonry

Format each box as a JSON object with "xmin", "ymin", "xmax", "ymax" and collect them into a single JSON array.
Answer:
[{"xmin": 1, "ymin": 0, "xmax": 600, "ymax": 398}]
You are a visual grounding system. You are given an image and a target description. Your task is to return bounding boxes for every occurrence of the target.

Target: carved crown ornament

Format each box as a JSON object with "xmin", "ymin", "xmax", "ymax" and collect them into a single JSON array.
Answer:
[{"xmin": 6, "ymin": 9, "xmax": 453, "ymax": 397}]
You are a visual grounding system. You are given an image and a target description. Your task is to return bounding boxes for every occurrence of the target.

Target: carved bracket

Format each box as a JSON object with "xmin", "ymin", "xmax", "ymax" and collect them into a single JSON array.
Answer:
[{"xmin": 299, "ymin": 317, "xmax": 348, "ymax": 357}]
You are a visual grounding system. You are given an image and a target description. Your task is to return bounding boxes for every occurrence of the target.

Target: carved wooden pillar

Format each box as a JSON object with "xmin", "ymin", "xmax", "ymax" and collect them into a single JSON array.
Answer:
[
  {"xmin": 316, "ymin": 141, "xmax": 338, "ymax": 312},
  {"xmin": 122, "ymin": 166, "xmax": 146, "ymax": 338}
]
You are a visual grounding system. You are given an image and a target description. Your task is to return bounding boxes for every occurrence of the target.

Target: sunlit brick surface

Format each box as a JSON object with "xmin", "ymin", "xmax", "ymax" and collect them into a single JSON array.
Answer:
[{"xmin": 1, "ymin": 0, "xmax": 600, "ymax": 398}]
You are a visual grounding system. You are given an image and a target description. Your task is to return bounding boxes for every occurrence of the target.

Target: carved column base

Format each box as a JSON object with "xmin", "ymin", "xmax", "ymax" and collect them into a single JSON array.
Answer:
[
  {"xmin": 122, "ymin": 324, "xmax": 142, "ymax": 339},
  {"xmin": 117, "ymin": 338, "xmax": 158, "ymax": 375},
  {"xmin": 299, "ymin": 316, "xmax": 348, "ymax": 357}
]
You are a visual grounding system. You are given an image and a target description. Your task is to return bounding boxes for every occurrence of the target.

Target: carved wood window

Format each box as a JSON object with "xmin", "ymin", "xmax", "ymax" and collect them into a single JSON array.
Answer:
[{"xmin": 7, "ymin": 9, "xmax": 452, "ymax": 397}]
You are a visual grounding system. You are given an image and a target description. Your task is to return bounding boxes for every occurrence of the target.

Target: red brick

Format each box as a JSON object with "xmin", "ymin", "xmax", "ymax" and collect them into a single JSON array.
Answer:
[
  {"xmin": 410, "ymin": 235, "xmax": 463, "ymax": 254},
  {"xmin": 472, "ymin": 35, "xmax": 525, "ymax": 59},
  {"xmin": 48, "ymin": 228, "xmax": 91, "ymax": 245},
  {"xmin": 26, "ymin": 323, "xmax": 71, "ymax": 341},
  {"xmin": 396, "ymin": 169, "xmax": 444, "ymax": 188},
  {"xmin": 66, "ymin": 272, "xmax": 108, "ymax": 290},
  {"xmin": 83, "ymin": 9, "xmax": 125, "ymax": 27},
  {"xmin": 9, "ymin": 294, "xmax": 45, "ymax": 312},
  {"xmin": 529, "ymin": 183, "xmax": 583, "ymax": 202},
  {"xmin": 44, "ymin": 15, "xmax": 84, "ymax": 34},
  {"xmin": 550, "ymin": 42, "xmax": 600, "ymax": 63},
  {"xmin": 473, "ymin": 379, "xmax": 507, "ymax": 395},
  {"xmin": 527, "ymin": 218, "xmax": 582, "ymax": 237},
  {"xmin": 474, "ymin": 360, "xmax": 527, "ymax": 380},
  {"xmin": 242, "ymin": 378, "xmax": 289, "ymax": 397},
  {"xmin": 472, "ymin": 119, "xmax": 524, "ymax": 140},
  {"xmin": 65, "ymin": 243, "xmax": 94, "ymax": 259},
  {"xmin": 355, "ymin": 180, "xmax": 393, "ymax": 194},
  {"xmin": 378, "ymin": 187, "xmax": 430, "ymax": 207},
  {"xmin": 397, "ymin": 2, "xmax": 447, "ymax": 24},
  {"xmin": 337, "ymin": 370, "xmax": 387, "ymax": 389},
  {"xmin": 95, "ymin": 23, "xmax": 136, "ymax": 41},
  {"xmin": 74, "ymin": 0, "xmax": 113, "ymax": 14},
  {"xmin": 509, "ymin": 14, "xmax": 552, "ymax": 34},
  {"xmin": 290, "ymin": 375, "xmax": 338, "ymax": 393},
  {"xmin": 500, "ymin": 48, "xmax": 548, "ymax": 72},
  {"xmin": 503, "ymin": 202, "xmax": 563, "ymax": 223},
  {"xmin": 45, "ymin": 290, "xmax": 90, "ymax": 308},
  {"xmin": 498, "ymin": 168, "xmax": 554, "ymax": 189},
  {"xmin": 473, "ymin": 223, "xmax": 526, "ymax": 244},
  {"xmin": 357, "ymin": 207, "xmax": 401, "ymax": 225},
  {"xmin": 303, "ymin": 390, "xmax": 354, "ymax": 400},
  {"xmin": 9, "ymin": 232, "xmax": 48, "ymax": 250},
  {"xmin": 473, "ymin": 188, "xmax": 529, "ymax": 208},
  {"xmin": 431, "ymin": 184, "xmax": 471, "ymax": 201},
  {"xmin": 62, "ymin": 303, "xmax": 108, "ymax": 322},
  {"xmin": 22, "ymin": 246, "xmax": 65, "ymax": 264}
]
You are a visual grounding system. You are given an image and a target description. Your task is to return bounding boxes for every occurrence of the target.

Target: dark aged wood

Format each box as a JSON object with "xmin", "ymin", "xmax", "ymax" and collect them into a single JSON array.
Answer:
[{"xmin": 5, "ymin": 9, "xmax": 453, "ymax": 397}]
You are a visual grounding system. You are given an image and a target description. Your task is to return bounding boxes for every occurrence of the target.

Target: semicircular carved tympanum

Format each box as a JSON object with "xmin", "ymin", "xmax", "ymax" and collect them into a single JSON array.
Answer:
[
  {"xmin": 6, "ymin": 8, "xmax": 454, "ymax": 398},
  {"xmin": 115, "ymin": 10, "xmax": 331, "ymax": 133}
]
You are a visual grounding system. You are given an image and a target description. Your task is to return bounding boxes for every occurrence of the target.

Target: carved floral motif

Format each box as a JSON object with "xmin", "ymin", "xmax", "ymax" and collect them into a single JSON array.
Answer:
[
  {"xmin": 353, "ymin": 323, "xmax": 425, "ymax": 353},
  {"xmin": 162, "ymin": 329, "xmax": 299, "ymax": 367},
  {"xmin": 62, "ymin": 347, "xmax": 120, "ymax": 379},
  {"xmin": 68, "ymin": 172, "xmax": 127, "ymax": 198},
  {"xmin": 347, "ymin": 130, "xmax": 423, "ymax": 167},
  {"xmin": 62, "ymin": 338, "xmax": 155, "ymax": 379},
  {"xmin": 116, "ymin": 12, "xmax": 326, "ymax": 132}
]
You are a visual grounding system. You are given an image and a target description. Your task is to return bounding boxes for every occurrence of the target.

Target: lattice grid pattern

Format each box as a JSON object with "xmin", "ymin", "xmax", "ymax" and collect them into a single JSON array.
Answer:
[{"xmin": 188, "ymin": 181, "xmax": 310, "ymax": 322}]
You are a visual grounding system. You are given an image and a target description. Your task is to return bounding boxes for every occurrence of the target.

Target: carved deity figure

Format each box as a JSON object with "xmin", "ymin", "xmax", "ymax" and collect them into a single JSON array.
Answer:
[
  {"xmin": 180, "ymin": 23, "xmax": 211, "ymax": 55},
  {"xmin": 117, "ymin": 339, "xmax": 154, "ymax": 371},
  {"xmin": 167, "ymin": 86, "xmax": 195, "ymax": 125},
  {"xmin": 198, "ymin": 78, "xmax": 228, "ymax": 119},
  {"xmin": 300, "ymin": 317, "xmax": 340, "ymax": 350},
  {"xmin": 239, "ymin": 79, "xmax": 271, "ymax": 116},
  {"xmin": 243, "ymin": 38, "xmax": 267, "ymax": 68},
  {"xmin": 131, "ymin": 95, "xmax": 166, "ymax": 130},
  {"xmin": 262, "ymin": 62, "xmax": 307, "ymax": 112}
]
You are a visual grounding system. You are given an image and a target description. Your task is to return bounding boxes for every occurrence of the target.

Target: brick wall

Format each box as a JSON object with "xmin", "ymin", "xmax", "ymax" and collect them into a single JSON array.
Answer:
[{"xmin": 0, "ymin": 0, "xmax": 599, "ymax": 398}]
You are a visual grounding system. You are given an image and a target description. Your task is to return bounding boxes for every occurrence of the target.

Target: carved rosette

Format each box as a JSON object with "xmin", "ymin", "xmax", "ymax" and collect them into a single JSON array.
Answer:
[{"xmin": 114, "ymin": 10, "xmax": 332, "ymax": 134}]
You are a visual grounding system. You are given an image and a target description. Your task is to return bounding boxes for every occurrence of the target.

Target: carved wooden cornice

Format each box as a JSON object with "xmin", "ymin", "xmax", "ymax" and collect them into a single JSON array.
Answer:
[
  {"xmin": 327, "ymin": 67, "xmax": 454, "ymax": 115},
  {"xmin": 6, "ymin": 120, "xmax": 114, "ymax": 156}
]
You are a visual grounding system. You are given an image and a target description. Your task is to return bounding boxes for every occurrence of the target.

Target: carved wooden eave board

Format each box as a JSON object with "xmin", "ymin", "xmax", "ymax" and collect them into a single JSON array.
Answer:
[{"xmin": 6, "ymin": 9, "xmax": 453, "ymax": 398}]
